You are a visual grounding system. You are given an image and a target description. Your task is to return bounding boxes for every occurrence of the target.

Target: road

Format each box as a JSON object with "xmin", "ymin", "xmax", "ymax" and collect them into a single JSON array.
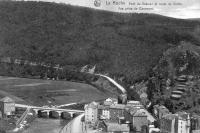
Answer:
[
  {"xmin": 95, "ymin": 74, "xmax": 127, "ymax": 94},
  {"xmin": 60, "ymin": 113, "xmax": 86, "ymax": 133},
  {"xmin": 57, "ymin": 103, "xmax": 77, "ymax": 108}
]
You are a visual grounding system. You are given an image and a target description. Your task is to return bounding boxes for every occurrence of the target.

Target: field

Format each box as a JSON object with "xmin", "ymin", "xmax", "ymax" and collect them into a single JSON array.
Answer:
[{"xmin": 0, "ymin": 76, "xmax": 112, "ymax": 106}]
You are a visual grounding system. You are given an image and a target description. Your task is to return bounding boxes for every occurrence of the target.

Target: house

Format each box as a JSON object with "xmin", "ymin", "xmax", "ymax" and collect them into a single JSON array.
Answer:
[
  {"xmin": 0, "ymin": 97, "xmax": 15, "ymax": 117},
  {"xmin": 176, "ymin": 112, "xmax": 190, "ymax": 133},
  {"xmin": 88, "ymin": 65, "xmax": 96, "ymax": 74},
  {"xmin": 160, "ymin": 112, "xmax": 190, "ymax": 133},
  {"xmin": 160, "ymin": 114, "xmax": 178, "ymax": 133},
  {"xmin": 104, "ymin": 121, "xmax": 130, "ymax": 133},
  {"xmin": 124, "ymin": 108, "xmax": 148, "ymax": 132},
  {"xmin": 153, "ymin": 105, "xmax": 170, "ymax": 119},
  {"xmin": 132, "ymin": 109, "xmax": 148, "ymax": 132},
  {"xmin": 84, "ymin": 102, "xmax": 99, "ymax": 125},
  {"xmin": 104, "ymin": 98, "xmax": 118, "ymax": 105},
  {"xmin": 126, "ymin": 101, "xmax": 144, "ymax": 111},
  {"xmin": 98, "ymin": 105, "xmax": 110, "ymax": 120},
  {"xmin": 191, "ymin": 114, "xmax": 200, "ymax": 133},
  {"xmin": 109, "ymin": 104, "xmax": 126, "ymax": 123}
]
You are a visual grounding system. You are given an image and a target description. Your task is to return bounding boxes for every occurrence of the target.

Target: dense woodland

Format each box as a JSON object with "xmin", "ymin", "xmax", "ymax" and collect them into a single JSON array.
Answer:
[{"xmin": 0, "ymin": 1, "xmax": 200, "ymax": 83}]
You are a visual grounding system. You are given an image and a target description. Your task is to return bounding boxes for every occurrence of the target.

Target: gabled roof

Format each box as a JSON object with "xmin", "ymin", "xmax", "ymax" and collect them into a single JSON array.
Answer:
[{"xmin": 0, "ymin": 97, "xmax": 14, "ymax": 103}]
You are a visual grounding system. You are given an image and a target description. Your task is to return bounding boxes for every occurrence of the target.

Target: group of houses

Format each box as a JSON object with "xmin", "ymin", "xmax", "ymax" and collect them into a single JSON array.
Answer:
[
  {"xmin": 153, "ymin": 104, "xmax": 200, "ymax": 133},
  {"xmin": 84, "ymin": 96, "xmax": 150, "ymax": 133}
]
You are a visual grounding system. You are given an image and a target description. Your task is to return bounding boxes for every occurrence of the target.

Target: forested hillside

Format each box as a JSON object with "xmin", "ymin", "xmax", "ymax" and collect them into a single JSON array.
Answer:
[{"xmin": 0, "ymin": 1, "xmax": 200, "ymax": 82}]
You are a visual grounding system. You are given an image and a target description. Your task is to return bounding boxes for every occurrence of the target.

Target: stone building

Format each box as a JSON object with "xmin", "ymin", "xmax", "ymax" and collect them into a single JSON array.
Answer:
[
  {"xmin": 160, "ymin": 114, "xmax": 178, "ymax": 133},
  {"xmin": 104, "ymin": 122, "xmax": 130, "ymax": 133},
  {"xmin": 160, "ymin": 112, "xmax": 190, "ymax": 133},
  {"xmin": 191, "ymin": 114, "xmax": 200, "ymax": 133},
  {"xmin": 177, "ymin": 112, "xmax": 190, "ymax": 133},
  {"xmin": 98, "ymin": 105, "xmax": 110, "ymax": 120},
  {"xmin": 0, "ymin": 97, "xmax": 15, "ymax": 117},
  {"xmin": 153, "ymin": 105, "xmax": 170, "ymax": 119},
  {"xmin": 84, "ymin": 102, "xmax": 99, "ymax": 125},
  {"xmin": 109, "ymin": 104, "xmax": 126, "ymax": 123},
  {"xmin": 124, "ymin": 108, "xmax": 148, "ymax": 132}
]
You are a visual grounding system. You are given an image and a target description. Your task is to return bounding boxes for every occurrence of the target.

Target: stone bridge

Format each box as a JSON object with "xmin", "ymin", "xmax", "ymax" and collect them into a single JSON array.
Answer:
[{"xmin": 15, "ymin": 104, "xmax": 84, "ymax": 119}]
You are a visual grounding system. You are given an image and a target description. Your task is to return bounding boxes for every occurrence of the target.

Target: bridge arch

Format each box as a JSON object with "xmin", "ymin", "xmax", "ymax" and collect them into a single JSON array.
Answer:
[
  {"xmin": 49, "ymin": 111, "xmax": 60, "ymax": 119},
  {"xmin": 61, "ymin": 112, "xmax": 72, "ymax": 120},
  {"xmin": 38, "ymin": 110, "xmax": 49, "ymax": 118}
]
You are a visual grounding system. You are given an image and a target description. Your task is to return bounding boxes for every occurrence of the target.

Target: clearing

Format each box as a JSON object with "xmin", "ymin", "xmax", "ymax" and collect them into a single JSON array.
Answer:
[{"xmin": 0, "ymin": 76, "xmax": 112, "ymax": 106}]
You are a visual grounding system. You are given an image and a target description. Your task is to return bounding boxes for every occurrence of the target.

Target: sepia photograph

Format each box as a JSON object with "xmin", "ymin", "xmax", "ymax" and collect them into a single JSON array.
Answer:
[{"xmin": 0, "ymin": 0, "xmax": 200, "ymax": 132}]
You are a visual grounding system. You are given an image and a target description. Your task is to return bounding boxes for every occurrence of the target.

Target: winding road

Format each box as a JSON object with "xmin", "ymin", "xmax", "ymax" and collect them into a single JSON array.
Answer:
[{"xmin": 95, "ymin": 74, "xmax": 127, "ymax": 94}]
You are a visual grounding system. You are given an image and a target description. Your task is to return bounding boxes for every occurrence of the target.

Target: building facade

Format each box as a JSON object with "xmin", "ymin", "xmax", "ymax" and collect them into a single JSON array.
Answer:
[
  {"xmin": 98, "ymin": 105, "xmax": 110, "ymax": 120},
  {"xmin": 177, "ymin": 112, "xmax": 190, "ymax": 133},
  {"xmin": 160, "ymin": 114, "xmax": 178, "ymax": 133},
  {"xmin": 133, "ymin": 109, "xmax": 148, "ymax": 132},
  {"xmin": 124, "ymin": 108, "xmax": 148, "ymax": 132},
  {"xmin": 153, "ymin": 105, "xmax": 170, "ymax": 119},
  {"xmin": 104, "ymin": 122, "xmax": 130, "ymax": 133},
  {"xmin": 84, "ymin": 102, "xmax": 98, "ymax": 124},
  {"xmin": 0, "ymin": 97, "xmax": 15, "ymax": 117},
  {"xmin": 109, "ymin": 104, "xmax": 126, "ymax": 123},
  {"xmin": 191, "ymin": 114, "xmax": 200, "ymax": 133},
  {"xmin": 160, "ymin": 112, "xmax": 190, "ymax": 133}
]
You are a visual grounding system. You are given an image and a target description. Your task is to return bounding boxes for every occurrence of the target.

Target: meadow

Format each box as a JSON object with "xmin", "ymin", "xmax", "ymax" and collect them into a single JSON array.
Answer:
[{"xmin": 0, "ymin": 76, "xmax": 111, "ymax": 106}]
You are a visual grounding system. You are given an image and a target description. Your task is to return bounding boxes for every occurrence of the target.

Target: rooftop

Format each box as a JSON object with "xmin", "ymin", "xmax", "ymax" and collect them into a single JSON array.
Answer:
[
  {"xmin": 85, "ymin": 101, "xmax": 99, "ymax": 109},
  {"xmin": 98, "ymin": 105, "xmax": 110, "ymax": 110},
  {"xmin": 110, "ymin": 104, "xmax": 126, "ymax": 109},
  {"xmin": 0, "ymin": 97, "xmax": 14, "ymax": 103},
  {"xmin": 128, "ymin": 108, "xmax": 147, "ymax": 117}
]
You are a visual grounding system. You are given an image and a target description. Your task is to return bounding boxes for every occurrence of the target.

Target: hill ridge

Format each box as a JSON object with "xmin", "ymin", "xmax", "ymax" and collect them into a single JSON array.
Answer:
[{"xmin": 0, "ymin": 1, "xmax": 200, "ymax": 82}]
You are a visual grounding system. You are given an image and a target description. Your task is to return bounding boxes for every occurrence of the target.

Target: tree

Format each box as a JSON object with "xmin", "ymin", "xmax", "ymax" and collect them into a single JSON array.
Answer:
[{"xmin": 164, "ymin": 98, "xmax": 174, "ymax": 113}]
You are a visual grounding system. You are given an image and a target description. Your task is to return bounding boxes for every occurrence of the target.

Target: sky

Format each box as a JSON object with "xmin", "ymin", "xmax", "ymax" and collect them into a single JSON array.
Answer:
[{"xmin": 18, "ymin": 0, "xmax": 200, "ymax": 19}]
